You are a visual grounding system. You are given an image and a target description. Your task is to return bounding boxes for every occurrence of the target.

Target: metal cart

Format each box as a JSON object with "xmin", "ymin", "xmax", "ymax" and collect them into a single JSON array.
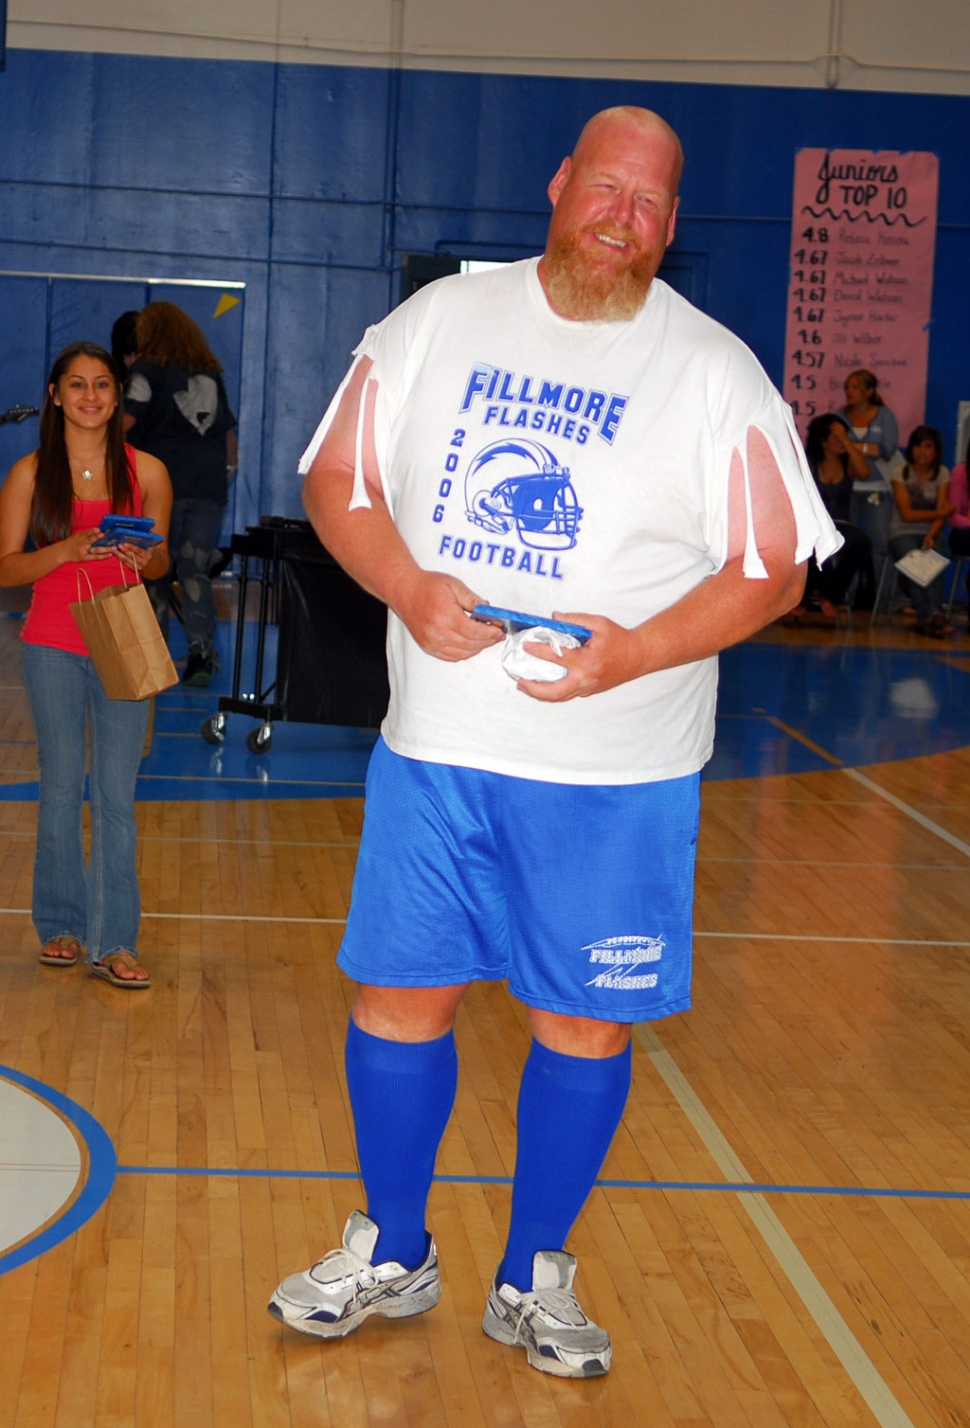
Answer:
[{"xmin": 200, "ymin": 517, "xmax": 389, "ymax": 753}]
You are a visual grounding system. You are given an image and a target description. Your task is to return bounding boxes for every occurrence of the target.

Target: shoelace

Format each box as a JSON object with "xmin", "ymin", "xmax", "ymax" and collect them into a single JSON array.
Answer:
[
  {"xmin": 512, "ymin": 1286, "xmax": 584, "ymax": 1339},
  {"xmin": 312, "ymin": 1244, "xmax": 378, "ymax": 1291}
]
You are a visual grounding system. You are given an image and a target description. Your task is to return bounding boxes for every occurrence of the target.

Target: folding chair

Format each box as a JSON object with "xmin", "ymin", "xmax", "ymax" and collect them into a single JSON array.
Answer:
[{"xmin": 945, "ymin": 555, "xmax": 968, "ymax": 620}]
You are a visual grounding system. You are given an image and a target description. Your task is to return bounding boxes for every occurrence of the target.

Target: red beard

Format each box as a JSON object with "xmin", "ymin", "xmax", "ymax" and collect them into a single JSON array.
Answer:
[{"xmin": 542, "ymin": 223, "xmax": 658, "ymax": 322}]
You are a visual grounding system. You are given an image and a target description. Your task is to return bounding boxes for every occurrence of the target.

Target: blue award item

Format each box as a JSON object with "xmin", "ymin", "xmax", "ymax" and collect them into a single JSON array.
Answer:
[
  {"xmin": 470, "ymin": 604, "xmax": 593, "ymax": 644},
  {"xmin": 90, "ymin": 514, "xmax": 162, "ymax": 550}
]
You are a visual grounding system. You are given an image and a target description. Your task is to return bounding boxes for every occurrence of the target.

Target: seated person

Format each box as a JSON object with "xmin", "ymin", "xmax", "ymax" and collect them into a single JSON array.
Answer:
[
  {"xmin": 789, "ymin": 413, "xmax": 872, "ymax": 621},
  {"xmin": 888, "ymin": 425, "xmax": 954, "ymax": 638},
  {"xmin": 947, "ymin": 432, "xmax": 970, "ymax": 609}
]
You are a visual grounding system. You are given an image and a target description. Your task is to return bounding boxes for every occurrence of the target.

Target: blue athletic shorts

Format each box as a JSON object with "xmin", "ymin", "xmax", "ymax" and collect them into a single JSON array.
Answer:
[{"xmin": 338, "ymin": 738, "xmax": 700, "ymax": 1023}]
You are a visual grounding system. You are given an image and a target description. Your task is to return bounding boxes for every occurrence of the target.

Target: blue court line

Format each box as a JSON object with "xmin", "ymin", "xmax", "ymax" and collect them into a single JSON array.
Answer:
[
  {"xmin": 0, "ymin": 778, "xmax": 368, "ymax": 803},
  {"xmin": 115, "ymin": 1165, "xmax": 970, "ymax": 1202},
  {"xmin": 0, "ymin": 1066, "xmax": 117, "ymax": 1277},
  {"xmin": 0, "ymin": 782, "xmax": 39, "ymax": 801}
]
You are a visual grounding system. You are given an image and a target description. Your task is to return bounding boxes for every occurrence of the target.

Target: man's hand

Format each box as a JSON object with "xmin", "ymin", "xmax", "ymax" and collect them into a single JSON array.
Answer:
[
  {"xmin": 516, "ymin": 613, "xmax": 645, "ymax": 701},
  {"xmin": 398, "ymin": 571, "xmax": 504, "ymax": 662}
]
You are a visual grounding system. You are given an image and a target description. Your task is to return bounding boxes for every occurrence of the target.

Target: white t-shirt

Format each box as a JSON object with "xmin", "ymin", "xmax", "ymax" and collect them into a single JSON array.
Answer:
[{"xmin": 300, "ymin": 259, "xmax": 838, "ymax": 785}]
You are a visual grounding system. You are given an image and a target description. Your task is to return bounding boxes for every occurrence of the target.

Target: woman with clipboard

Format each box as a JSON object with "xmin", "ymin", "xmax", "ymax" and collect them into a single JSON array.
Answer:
[{"xmin": 888, "ymin": 425, "xmax": 955, "ymax": 638}]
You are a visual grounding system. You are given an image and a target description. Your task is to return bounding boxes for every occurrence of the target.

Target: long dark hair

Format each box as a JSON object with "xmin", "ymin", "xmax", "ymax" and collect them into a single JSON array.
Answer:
[
  {"xmin": 136, "ymin": 301, "xmax": 222, "ymax": 372},
  {"xmin": 804, "ymin": 413, "xmax": 850, "ymax": 476},
  {"xmin": 31, "ymin": 342, "xmax": 132, "ymax": 547},
  {"xmin": 904, "ymin": 424, "xmax": 943, "ymax": 479},
  {"xmin": 110, "ymin": 310, "xmax": 140, "ymax": 370}
]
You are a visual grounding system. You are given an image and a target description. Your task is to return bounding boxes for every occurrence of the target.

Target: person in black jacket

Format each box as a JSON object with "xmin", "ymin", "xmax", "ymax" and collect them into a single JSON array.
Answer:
[
  {"xmin": 787, "ymin": 413, "xmax": 872, "ymax": 620},
  {"xmin": 124, "ymin": 302, "xmax": 237, "ymax": 686}
]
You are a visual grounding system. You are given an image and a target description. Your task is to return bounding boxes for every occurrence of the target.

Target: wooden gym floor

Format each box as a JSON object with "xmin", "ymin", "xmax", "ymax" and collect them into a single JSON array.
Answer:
[{"xmin": 2, "ymin": 607, "xmax": 970, "ymax": 1427}]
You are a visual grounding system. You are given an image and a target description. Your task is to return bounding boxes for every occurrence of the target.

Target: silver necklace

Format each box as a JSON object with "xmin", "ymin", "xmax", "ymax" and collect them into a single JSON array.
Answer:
[{"xmin": 73, "ymin": 457, "xmax": 101, "ymax": 483}]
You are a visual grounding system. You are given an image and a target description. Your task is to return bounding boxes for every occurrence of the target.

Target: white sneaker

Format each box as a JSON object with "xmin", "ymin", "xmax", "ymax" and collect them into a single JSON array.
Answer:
[
  {"xmin": 268, "ymin": 1211, "xmax": 441, "ymax": 1339},
  {"xmin": 482, "ymin": 1250, "xmax": 611, "ymax": 1377}
]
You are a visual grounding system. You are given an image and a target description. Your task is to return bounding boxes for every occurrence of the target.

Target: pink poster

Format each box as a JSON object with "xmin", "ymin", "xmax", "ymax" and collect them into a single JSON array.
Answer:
[{"xmin": 782, "ymin": 148, "xmax": 939, "ymax": 448}]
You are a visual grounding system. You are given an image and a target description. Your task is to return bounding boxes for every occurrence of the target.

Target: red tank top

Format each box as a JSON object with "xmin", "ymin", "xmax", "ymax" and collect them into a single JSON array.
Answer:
[{"xmin": 21, "ymin": 450, "xmax": 145, "ymax": 657}]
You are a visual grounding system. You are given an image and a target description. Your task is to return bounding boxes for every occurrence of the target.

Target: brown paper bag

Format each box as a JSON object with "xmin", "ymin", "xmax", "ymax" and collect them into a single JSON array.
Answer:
[{"xmin": 70, "ymin": 566, "xmax": 178, "ymax": 700}]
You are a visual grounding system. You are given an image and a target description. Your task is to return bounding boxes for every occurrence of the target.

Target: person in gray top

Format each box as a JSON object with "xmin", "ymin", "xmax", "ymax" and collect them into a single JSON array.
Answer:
[{"xmin": 889, "ymin": 424, "xmax": 954, "ymax": 637}]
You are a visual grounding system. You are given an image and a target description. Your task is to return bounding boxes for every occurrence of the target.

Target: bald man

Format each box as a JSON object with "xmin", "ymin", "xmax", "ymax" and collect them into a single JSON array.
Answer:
[{"xmin": 268, "ymin": 107, "xmax": 838, "ymax": 1378}]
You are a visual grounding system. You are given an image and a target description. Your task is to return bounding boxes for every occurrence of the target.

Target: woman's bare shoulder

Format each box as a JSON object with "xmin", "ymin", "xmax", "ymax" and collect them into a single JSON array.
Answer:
[
  {"xmin": 2, "ymin": 451, "xmax": 39, "ymax": 492},
  {"xmin": 131, "ymin": 448, "xmax": 169, "ymax": 488}
]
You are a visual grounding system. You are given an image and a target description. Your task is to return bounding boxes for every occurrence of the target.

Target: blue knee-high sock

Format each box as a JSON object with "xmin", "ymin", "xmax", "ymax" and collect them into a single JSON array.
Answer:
[
  {"xmin": 345, "ymin": 1019, "xmax": 458, "ymax": 1270},
  {"xmin": 498, "ymin": 1039, "xmax": 632, "ymax": 1293}
]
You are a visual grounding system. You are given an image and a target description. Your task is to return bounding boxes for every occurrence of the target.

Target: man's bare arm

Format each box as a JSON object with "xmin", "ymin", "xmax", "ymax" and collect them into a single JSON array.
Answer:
[
  {"xmin": 302, "ymin": 359, "xmax": 502, "ymax": 662},
  {"xmin": 520, "ymin": 427, "xmax": 807, "ymax": 702}
]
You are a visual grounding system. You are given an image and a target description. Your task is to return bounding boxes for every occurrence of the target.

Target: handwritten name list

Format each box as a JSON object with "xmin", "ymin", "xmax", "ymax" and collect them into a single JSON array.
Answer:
[{"xmin": 783, "ymin": 148, "xmax": 939, "ymax": 446}]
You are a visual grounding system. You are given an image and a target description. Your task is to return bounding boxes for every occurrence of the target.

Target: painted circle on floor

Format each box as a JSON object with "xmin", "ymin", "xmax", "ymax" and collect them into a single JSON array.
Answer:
[{"xmin": 0, "ymin": 1066, "xmax": 116, "ymax": 1274}]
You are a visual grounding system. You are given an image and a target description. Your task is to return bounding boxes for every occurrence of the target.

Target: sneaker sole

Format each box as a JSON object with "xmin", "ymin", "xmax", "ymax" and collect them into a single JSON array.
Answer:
[
  {"xmin": 268, "ymin": 1278, "xmax": 441, "ymax": 1339},
  {"xmin": 481, "ymin": 1304, "xmax": 611, "ymax": 1378}
]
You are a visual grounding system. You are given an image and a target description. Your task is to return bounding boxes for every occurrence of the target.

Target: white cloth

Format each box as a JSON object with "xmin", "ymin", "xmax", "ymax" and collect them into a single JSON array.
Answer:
[
  {"xmin": 300, "ymin": 260, "xmax": 839, "ymax": 785},
  {"xmin": 500, "ymin": 626, "xmax": 580, "ymax": 683}
]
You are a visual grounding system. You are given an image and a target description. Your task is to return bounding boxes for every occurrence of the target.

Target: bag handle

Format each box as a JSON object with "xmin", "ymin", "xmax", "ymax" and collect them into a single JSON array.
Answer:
[
  {"xmin": 74, "ymin": 556, "xmax": 136, "ymax": 603},
  {"xmin": 75, "ymin": 566, "xmax": 96, "ymax": 602}
]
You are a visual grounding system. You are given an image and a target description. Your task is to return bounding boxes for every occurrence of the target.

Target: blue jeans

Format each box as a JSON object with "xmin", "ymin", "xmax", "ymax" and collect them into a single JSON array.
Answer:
[
  {"xmin": 888, "ymin": 531, "xmax": 947, "ymax": 625},
  {"xmin": 146, "ymin": 496, "xmax": 225, "ymax": 657},
  {"xmin": 21, "ymin": 641, "xmax": 150, "ymax": 963},
  {"xmin": 850, "ymin": 488, "xmax": 891, "ymax": 581}
]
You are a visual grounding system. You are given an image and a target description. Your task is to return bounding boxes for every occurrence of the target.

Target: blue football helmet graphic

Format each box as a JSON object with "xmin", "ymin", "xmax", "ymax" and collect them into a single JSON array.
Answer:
[{"xmin": 464, "ymin": 439, "xmax": 583, "ymax": 550}]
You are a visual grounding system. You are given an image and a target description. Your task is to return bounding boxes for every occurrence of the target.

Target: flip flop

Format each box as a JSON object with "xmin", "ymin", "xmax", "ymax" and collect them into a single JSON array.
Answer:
[
  {"xmin": 39, "ymin": 935, "xmax": 81, "ymax": 967},
  {"xmin": 90, "ymin": 950, "xmax": 151, "ymax": 989}
]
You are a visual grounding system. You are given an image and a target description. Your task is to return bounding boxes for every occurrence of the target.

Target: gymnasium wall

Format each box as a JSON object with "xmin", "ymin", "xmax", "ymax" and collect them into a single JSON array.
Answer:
[{"xmin": 1, "ymin": 27, "xmax": 969, "ymax": 525}]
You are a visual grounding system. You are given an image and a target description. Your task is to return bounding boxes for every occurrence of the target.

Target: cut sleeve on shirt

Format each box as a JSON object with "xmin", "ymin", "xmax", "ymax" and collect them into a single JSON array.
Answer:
[
  {"xmin": 714, "ymin": 392, "xmax": 843, "ymax": 580},
  {"xmin": 297, "ymin": 325, "xmax": 393, "ymax": 515}
]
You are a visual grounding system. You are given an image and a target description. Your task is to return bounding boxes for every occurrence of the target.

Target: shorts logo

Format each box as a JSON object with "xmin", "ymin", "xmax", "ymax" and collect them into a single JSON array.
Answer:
[{"xmin": 584, "ymin": 935, "xmax": 663, "ymax": 990}]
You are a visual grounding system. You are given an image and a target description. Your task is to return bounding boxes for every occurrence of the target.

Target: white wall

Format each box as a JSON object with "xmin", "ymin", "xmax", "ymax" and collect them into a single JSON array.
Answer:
[{"xmin": 9, "ymin": 0, "xmax": 970, "ymax": 94}]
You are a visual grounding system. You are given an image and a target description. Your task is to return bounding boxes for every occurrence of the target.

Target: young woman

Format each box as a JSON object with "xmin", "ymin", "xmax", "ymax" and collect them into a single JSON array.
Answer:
[
  {"xmin": 0, "ymin": 342, "xmax": 171, "ymax": 985},
  {"xmin": 790, "ymin": 412, "xmax": 872, "ymax": 620},
  {"xmin": 837, "ymin": 369, "xmax": 899, "ymax": 578},
  {"xmin": 888, "ymin": 425, "xmax": 954, "ymax": 638},
  {"xmin": 947, "ymin": 431, "xmax": 970, "ymax": 607},
  {"xmin": 124, "ymin": 301, "xmax": 237, "ymax": 687}
]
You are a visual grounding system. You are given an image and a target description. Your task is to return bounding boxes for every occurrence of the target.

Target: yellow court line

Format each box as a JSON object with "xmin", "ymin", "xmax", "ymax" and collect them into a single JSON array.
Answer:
[
  {"xmin": 701, "ymin": 794, "xmax": 899, "ymax": 803},
  {"xmin": 636, "ymin": 1023, "xmax": 917, "ymax": 1428},
  {"xmin": 0, "ymin": 831, "xmax": 362, "ymax": 849},
  {"xmin": 764, "ymin": 715, "xmax": 844, "ymax": 766},
  {"xmin": 764, "ymin": 716, "xmax": 970, "ymax": 861},
  {"xmin": 2, "ymin": 906, "xmax": 969, "ymax": 944},
  {"xmin": 4, "ymin": 827, "xmax": 966, "ymax": 870},
  {"xmin": 0, "ymin": 906, "xmax": 346, "ymax": 926},
  {"xmin": 843, "ymin": 768, "xmax": 970, "ymax": 860}
]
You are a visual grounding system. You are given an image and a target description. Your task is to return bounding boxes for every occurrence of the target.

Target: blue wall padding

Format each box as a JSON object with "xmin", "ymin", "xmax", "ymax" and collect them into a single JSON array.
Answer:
[{"xmin": 1, "ymin": 47, "xmax": 968, "ymax": 524}]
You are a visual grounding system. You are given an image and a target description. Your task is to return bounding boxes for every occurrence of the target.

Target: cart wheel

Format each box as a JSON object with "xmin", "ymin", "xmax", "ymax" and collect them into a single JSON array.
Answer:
[
  {"xmin": 246, "ymin": 722, "xmax": 273, "ymax": 754},
  {"xmin": 201, "ymin": 713, "xmax": 227, "ymax": 745}
]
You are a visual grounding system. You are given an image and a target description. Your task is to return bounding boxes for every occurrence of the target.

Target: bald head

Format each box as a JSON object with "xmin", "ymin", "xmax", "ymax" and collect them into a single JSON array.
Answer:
[
  {"xmin": 571, "ymin": 107, "xmax": 684, "ymax": 193},
  {"xmin": 539, "ymin": 106, "xmax": 683, "ymax": 322}
]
